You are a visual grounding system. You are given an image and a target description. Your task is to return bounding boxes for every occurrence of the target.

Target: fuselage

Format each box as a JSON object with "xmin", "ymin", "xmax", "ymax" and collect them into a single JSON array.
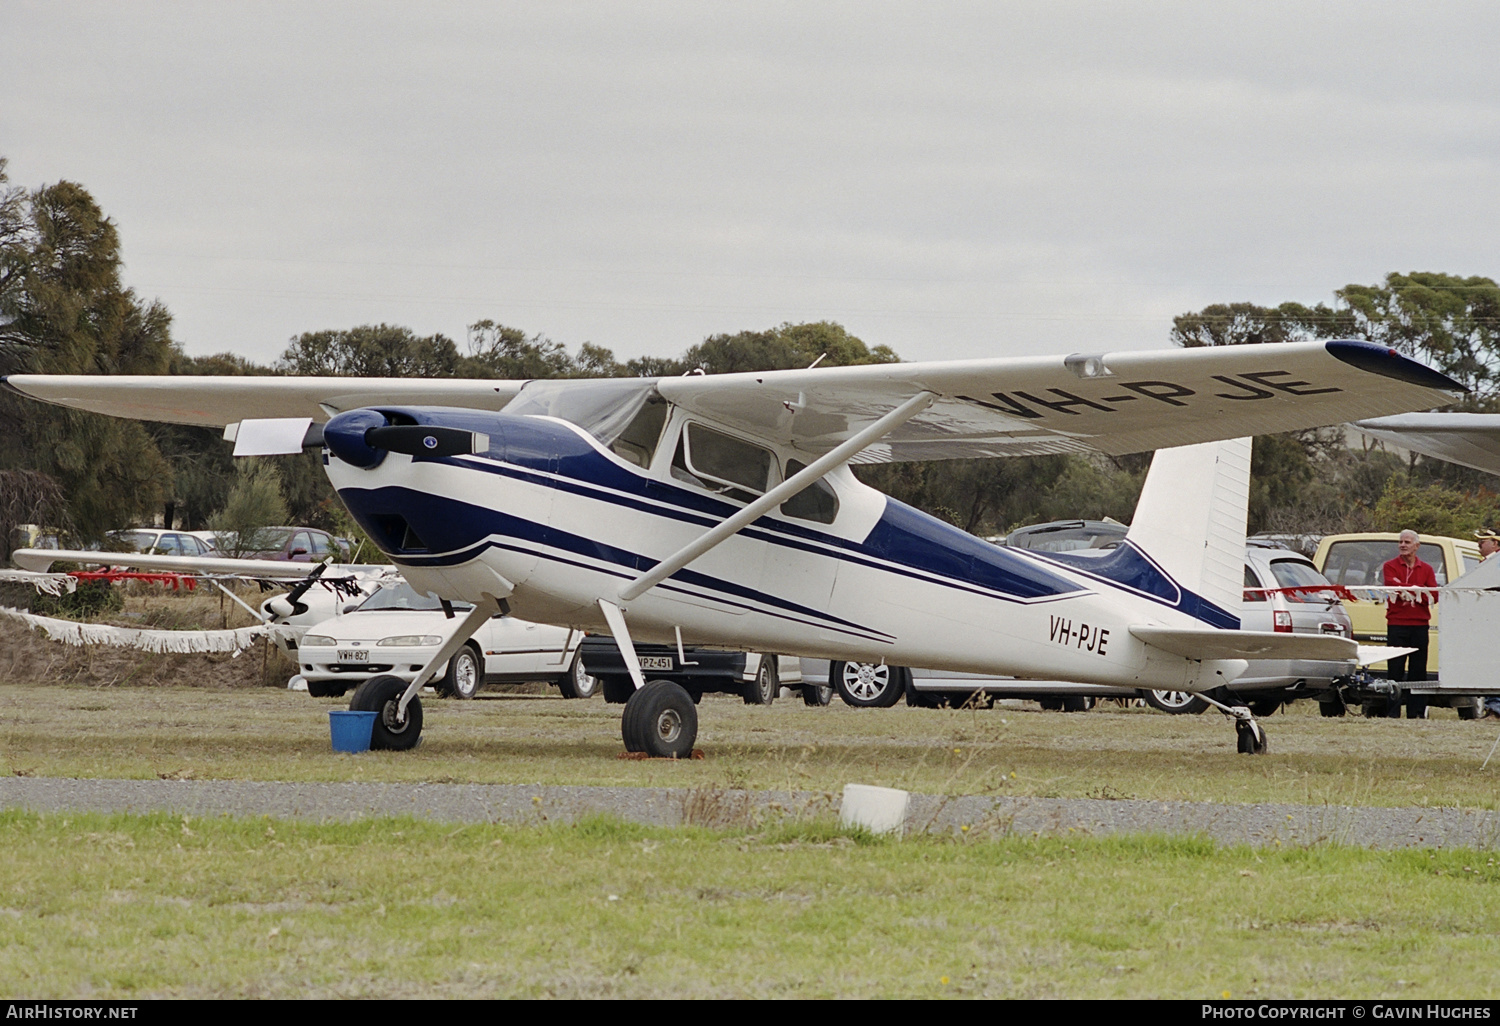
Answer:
[{"xmin": 322, "ymin": 404, "xmax": 1240, "ymax": 691}]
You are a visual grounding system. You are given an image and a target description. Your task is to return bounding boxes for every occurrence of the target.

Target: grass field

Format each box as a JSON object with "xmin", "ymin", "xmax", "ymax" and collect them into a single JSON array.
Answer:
[
  {"xmin": 5, "ymin": 677, "xmax": 1500, "ymax": 997},
  {"xmin": 4, "ymin": 811, "xmax": 1500, "ymax": 998},
  {"xmin": 4, "ymin": 682, "xmax": 1500, "ymax": 809}
]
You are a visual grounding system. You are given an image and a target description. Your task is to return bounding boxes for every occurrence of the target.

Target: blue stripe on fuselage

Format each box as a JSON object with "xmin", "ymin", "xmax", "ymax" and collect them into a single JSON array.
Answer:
[{"xmin": 1017, "ymin": 543, "xmax": 1241, "ymax": 630}]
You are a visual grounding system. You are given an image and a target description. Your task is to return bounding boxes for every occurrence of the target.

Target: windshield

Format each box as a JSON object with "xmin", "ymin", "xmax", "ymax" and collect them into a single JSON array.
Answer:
[
  {"xmin": 355, "ymin": 582, "xmax": 474, "ymax": 614},
  {"xmin": 1268, "ymin": 558, "xmax": 1338, "ymax": 603},
  {"xmin": 503, "ymin": 378, "xmax": 661, "ymax": 447}
]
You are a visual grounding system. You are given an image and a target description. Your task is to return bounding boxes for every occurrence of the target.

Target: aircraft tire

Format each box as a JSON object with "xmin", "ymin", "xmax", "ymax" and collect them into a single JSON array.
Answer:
[
  {"xmin": 349, "ymin": 674, "xmax": 424, "ymax": 751},
  {"xmin": 306, "ymin": 679, "xmax": 347, "ymax": 698},
  {"xmin": 742, "ymin": 657, "xmax": 778, "ymax": 705},
  {"xmin": 556, "ymin": 654, "xmax": 599, "ymax": 699},
  {"xmin": 435, "ymin": 645, "xmax": 481, "ymax": 700},
  {"xmin": 832, "ymin": 661, "xmax": 906, "ymax": 708},
  {"xmin": 621, "ymin": 680, "xmax": 698, "ymax": 758},
  {"xmin": 1235, "ymin": 718, "xmax": 1268, "ymax": 755},
  {"xmin": 1141, "ymin": 690, "xmax": 1210, "ymax": 715},
  {"xmin": 802, "ymin": 683, "xmax": 833, "ymax": 707}
]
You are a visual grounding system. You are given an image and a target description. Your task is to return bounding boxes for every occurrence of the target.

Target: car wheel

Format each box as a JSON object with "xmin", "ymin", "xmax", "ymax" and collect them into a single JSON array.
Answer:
[
  {"xmin": 1141, "ymin": 689, "xmax": 1210, "ymax": 715},
  {"xmin": 436, "ymin": 645, "xmax": 481, "ymax": 699},
  {"xmin": 1037, "ymin": 697, "xmax": 1063, "ymax": 711},
  {"xmin": 742, "ymin": 657, "xmax": 778, "ymax": 705},
  {"xmin": 1061, "ymin": 695, "xmax": 1091, "ymax": 713},
  {"xmin": 801, "ymin": 683, "xmax": 833, "ymax": 707},
  {"xmin": 832, "ymin": 661, "xmax": 905, "ymax": 708},
  {"xmin": 306, "ymin": 679, "xmax": 347, "ymax": 698},
  {"xmin": 556, "ymin": 653, "xmax": 599, "ymax": 699},
  {"xmin": 348, "ymin": 674, "xmax": 423, "ymax": 751},
  {"xmin": 601, "ymin": 675, "xmax": 635, "ymax": 704},
  {"xmin": 1457, "ymin": 700, "xmax": 1480, "ymax": 721},
  {"xmin": 1248, "ymin": 699, "xmax": 1281, "ymax": 717}
]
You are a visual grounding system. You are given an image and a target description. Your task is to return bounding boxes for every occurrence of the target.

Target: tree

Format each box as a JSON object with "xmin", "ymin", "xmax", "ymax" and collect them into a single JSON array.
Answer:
[
  {"xmin": 0, "ymin": 164, "xmax": 178, "ymax": 540},
  {"xmin": 1337, "ymin": 273, "xmax": 1500, "ymax": 396},
  {"xmin": 209, "ymin": 460, "xmax": 289, "ymax": 557},
  {"xmin": 278, "ymin": 324, "xmax": 461, "ymax": 377},
  {"xmin": 675, "ymin": 321, "xmax": 897, "ymax": 375}
]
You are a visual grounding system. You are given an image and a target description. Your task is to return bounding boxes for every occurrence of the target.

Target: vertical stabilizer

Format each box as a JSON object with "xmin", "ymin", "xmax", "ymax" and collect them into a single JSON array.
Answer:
[{"xmin": 1125, "ymin": 437, "xmax": 1250, "ymax": 616}]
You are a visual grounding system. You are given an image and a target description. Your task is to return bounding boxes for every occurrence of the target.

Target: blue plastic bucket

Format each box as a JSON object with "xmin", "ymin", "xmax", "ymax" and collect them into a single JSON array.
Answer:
[{"xmin": 329, "ymin": 710, "xmax": 378, "ymax": 753}]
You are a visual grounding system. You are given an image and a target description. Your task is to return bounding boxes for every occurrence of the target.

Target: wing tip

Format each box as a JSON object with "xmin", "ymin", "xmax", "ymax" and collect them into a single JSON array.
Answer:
[{"xmin": 1324, "ymin": 339, "xmax": 1468, "ymax": 393}]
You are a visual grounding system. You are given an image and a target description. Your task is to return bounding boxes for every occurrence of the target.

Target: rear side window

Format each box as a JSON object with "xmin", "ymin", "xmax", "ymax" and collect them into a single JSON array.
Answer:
[
  {"xmin": 780, "ymin": 459, "xmax": 839, "ymax": 525},
  {"xmin": 671, "ymin": 423, "xmax": 774, "ymax": 503},
  {"xmin": 1243, "ymin": 564, "xmax": 1266, "ymax": 602}
]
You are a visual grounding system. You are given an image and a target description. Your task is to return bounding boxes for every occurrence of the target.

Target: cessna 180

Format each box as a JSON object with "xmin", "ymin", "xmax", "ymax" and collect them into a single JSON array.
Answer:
[{"xmin": 6, "ymin": 339, "xmax": 1462, "ymax": 755}]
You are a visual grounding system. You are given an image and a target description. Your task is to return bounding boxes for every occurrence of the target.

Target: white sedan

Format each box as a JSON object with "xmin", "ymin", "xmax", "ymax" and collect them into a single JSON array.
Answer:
[{"xmin": 294, "ymin": 582, "xmax": 594, "ymax": 700}]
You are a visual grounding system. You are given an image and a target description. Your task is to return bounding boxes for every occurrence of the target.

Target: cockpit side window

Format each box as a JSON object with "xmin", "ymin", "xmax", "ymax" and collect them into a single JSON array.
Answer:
[
  {"xmin": 780, "ymin": 459, "xmax": 839, "ymax": 524},
  {"xmin": 671, "ymin": 422, "xmax": 774, "ymax": 503},
  {"xmin": 611, "ymin": 397, "xmax": 669, "ymax": 468}
]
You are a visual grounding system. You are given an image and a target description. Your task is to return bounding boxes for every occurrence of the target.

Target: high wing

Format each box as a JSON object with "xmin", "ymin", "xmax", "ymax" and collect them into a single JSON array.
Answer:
[
  {"xmin": 657, "ymin": 340, "xmax": 1463, "ymax": 462},
  {"xmin": 0, "ymin": 375, "xmax": 526, "ymax": 428},
  {"xmin": 9, "ymin": 548, "xmax": 365, "ymax": 577},
  {"xmin": 1354, "ymin": 413, "xmax": 1500, "ymax": 477},
  {"xmin": 4, "ymin": 339, "xmax": 1461, "ymax": 461}
]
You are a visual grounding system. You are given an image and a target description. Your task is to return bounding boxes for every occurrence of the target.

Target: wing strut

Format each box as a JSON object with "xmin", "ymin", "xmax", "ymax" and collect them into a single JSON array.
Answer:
[{"xmin": 616, "ymin": 390, "xmax": 937, "ymax": 604}]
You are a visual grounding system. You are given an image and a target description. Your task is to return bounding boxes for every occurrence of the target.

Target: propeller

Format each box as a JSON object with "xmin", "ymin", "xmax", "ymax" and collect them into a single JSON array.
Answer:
[{"xmin": 364, "ymin": 425, "xmax": 489, "ymax": 458}]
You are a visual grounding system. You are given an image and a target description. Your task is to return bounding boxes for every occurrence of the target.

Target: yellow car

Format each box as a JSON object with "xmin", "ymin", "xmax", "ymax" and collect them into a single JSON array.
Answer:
[{"xmin": 1312, "ymin": 532, "xmax": 1482, "ymax": 676}]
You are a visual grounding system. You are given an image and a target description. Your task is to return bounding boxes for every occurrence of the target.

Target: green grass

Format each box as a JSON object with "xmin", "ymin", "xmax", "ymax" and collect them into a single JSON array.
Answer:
[
  {"xmin": 4, "ymin": 683, "xmax": 1500, "ymax": 809},
  {"xmin": 3, "ymin": 810, "xmax": 1500, "ymax": 998}
]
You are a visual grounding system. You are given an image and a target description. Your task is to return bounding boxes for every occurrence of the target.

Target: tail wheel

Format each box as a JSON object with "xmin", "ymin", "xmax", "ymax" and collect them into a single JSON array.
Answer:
[
  {"xmin": 1142, "ymin": 689, "xmax": 1210, "ymax": 715},
  {"xmin": 349, "ymin": 674, "xmax": 423, "ymax": 751},
  {"xmin": 621, "ymin": 680, "xmax": 698, "ymax": 758},
  {"xmin": 832, "ymin": 661, "xmax": 906, "ymax": 708}
]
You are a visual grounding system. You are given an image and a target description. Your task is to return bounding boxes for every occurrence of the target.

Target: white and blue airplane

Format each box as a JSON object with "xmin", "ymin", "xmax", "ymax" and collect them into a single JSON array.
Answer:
[{"xmin": 6, "ymin": 339, "xmax": 1463, "ymax": 755}]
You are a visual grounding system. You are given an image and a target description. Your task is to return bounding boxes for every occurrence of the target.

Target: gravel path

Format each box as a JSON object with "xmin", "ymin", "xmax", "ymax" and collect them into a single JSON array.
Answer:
[{"xmin": 3, "ymin": 776, "xmax": 1497, "ymax": 849}]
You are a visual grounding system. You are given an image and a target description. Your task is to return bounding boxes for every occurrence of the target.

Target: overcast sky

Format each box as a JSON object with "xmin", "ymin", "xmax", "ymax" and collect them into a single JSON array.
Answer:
[{"xmin": 4, "ymin": 1, "xmax": 1498, "ymax": 369}]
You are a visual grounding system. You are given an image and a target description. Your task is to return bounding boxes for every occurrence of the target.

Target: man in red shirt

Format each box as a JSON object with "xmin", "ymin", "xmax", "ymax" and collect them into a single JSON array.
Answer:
[{"xmin": 1383, "ymin": 529, "xmax": 1438, "ymax": 719}]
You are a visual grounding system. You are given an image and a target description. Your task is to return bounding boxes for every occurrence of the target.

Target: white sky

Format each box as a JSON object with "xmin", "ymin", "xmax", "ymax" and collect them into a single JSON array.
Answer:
[{"xmin": 4, "ymin": 1, "xmax": 1498, "ymax": 368}]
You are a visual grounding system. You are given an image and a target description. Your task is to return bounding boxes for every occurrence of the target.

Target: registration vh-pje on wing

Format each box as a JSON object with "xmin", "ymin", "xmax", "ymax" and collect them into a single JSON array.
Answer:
[{"xmin": 5, "ymin": 339, "xmax": 1463, "ymax": 756}]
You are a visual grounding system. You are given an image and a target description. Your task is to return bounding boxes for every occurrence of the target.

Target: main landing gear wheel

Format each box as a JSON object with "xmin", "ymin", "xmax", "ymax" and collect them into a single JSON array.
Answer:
[
  {"xmin": 621, "ymin": 680, "xmax": 698, "ymax": 759},
  {"xmin": 435, "ymin": 645, "xmax": 481, "ymax": 699},
  {"xmin": 832, "ymin": 661, "xmax": 905, "ymax": 708},
  {"xmin": 349, "ymin": 674, "xmax": 424, "ymax": 751},
  {"xmin": 1235, "ymin": 717, "xmax": 1269, "ymax": 755}
]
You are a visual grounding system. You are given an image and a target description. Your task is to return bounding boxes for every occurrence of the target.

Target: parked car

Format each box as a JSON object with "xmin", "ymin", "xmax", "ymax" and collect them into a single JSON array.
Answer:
[
  {"xmin": 579, "ymin": 636, "xmax": 828, "ymax": 706},
  {"xmin": 805, "ymin": 525, "xmax": 1357, "ymax": 715},
  {"xmin": 220, "ymin": 527, "xmax": 351, "ymax": 562},
  {"xmin": 1313, "ymin": 531, "xmax": 1483, "ymax": 716},
  {"xmin": 106, "ymin": 528, "xmax": 219, "ymax": 556},
  {"xmin": 295, "ymin": 581, "xmax": 593, "ymax": 700}
]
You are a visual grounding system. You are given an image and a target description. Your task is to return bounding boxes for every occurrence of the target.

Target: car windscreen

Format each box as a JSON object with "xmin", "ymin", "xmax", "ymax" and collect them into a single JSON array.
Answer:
[
  {"xmin": 1267, "ymin": 559, "xmax": 1338, "ymax": 602},
  {"xmin": 1322, "ymin": 540, "xmax": 1448, "ymax": 586},
  {"xmin": 355, "ymin": 582, "xmax": 474, "ymax": 613}
]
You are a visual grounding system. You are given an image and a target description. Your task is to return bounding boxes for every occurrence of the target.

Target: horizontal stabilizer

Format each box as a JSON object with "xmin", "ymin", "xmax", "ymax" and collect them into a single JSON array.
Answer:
[
  {"xmin": 1356, "ymin": 644, "xmax": 1417, "ymax": 666},
  {"xmin": 1131, "ymin": 625, "xmax": 1358, "ymax": 662}
]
